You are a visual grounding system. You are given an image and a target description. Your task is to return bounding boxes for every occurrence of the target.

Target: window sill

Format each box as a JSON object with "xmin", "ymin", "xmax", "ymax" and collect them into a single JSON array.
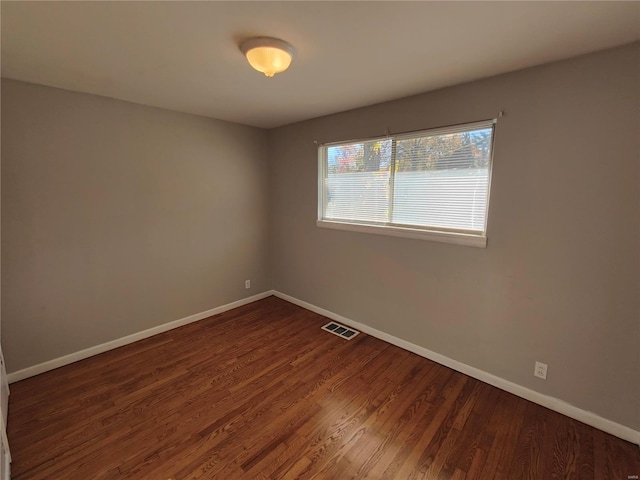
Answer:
[{"xmin": 316, "ymin": 220, "xmax": 487, "ymax": 248}]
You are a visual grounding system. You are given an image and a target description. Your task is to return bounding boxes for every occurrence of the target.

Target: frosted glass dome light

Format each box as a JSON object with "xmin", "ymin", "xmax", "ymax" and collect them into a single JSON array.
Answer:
[{"xmin": 240, "ymin": 37, "xmax": 295, "ymax": 77}]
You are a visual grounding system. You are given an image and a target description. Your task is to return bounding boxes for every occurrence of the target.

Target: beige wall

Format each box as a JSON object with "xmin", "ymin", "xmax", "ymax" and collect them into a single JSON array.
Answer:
[
  {"xmin": 1, "ymin": 79, "xmax": 269, "ymax": 372},
  {"xmin": 2, "ymin": 44, "xmax": 638, "ymax": 432},
  {"xmin": 269, "ymin": 43, "xmax": 640, "ymax": 430}
]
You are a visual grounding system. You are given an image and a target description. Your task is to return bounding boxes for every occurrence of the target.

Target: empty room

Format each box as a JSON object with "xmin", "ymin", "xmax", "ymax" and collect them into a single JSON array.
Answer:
[{"xmin": 0, "ymin": 1, "xmax": 639, "ymax": 479}]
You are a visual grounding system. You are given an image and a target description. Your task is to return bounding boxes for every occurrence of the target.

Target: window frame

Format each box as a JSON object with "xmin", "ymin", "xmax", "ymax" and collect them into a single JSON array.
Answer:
[{"xmin": 317, "ymin": 120, "xmax": 496, "ymax": 248}]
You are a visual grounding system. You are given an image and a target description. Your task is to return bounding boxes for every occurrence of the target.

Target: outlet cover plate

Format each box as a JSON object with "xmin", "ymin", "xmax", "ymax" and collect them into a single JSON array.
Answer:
[{"xmin": 534, "ymin": 361, "xmax": 548, "ymax": 380}]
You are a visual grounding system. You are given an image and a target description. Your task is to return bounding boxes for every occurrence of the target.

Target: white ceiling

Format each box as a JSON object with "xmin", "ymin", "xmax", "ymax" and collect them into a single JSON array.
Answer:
[{"xmin": 2, "ymin": 1, "xmax": 639, "ymax": 129}]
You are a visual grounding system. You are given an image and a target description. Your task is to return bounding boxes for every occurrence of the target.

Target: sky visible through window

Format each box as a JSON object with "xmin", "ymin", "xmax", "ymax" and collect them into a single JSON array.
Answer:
[{"xmin": 327, "ymin": 128, "xmax": 492, "ymax": 174}]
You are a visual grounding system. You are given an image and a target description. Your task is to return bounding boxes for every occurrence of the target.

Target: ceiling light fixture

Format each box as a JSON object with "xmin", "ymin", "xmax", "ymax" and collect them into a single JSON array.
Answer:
[{"xmin": 240, "ymin": 37, "xmax": 295, "ymax": 77}]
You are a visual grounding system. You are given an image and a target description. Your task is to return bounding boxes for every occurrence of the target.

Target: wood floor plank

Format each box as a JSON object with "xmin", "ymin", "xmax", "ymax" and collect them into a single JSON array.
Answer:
[
  {"xmin": 7, "ymin": 296, "xmax": 639, "ymax": 479},
  {"xmin": 477, "ymin": 393, "xmax": 528, "ymax": 479},
  {"xmin": 380, "ymin": 373, "xmax": 467, "ymax": 480},
  {"xmin": 593, "ymin": 426, "xmax": 640, "ymax": 479},
  {"xmin": 508, "ymin": 400, "xmax": 550, "ymax": 479},
  {"xmin": 302, "ymin": 357, "xmax": 434, "ymax": 479}
]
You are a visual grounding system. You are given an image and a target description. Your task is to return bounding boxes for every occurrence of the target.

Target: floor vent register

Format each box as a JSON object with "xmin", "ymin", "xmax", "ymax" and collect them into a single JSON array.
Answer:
[{"xmin": 321, "ymin": 321, "xmax": 360, "ymax": 340}]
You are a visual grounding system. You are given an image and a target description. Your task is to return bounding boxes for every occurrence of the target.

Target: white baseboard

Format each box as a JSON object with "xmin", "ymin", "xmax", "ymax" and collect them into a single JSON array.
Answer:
[
  {"xmin": 272, "ymin": 290, "xmax": 640, "ymax": 446},
  {"xmin": 8, "ymin": 289, "xmax": 638, "ymax": 445},
  {"xmin": 7, "ymin": 291, "xmax": 273, "ymax": 384}
]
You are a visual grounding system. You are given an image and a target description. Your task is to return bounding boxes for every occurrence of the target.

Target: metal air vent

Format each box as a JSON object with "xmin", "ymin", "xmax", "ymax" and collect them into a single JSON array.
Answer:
[{"xmin": 321, "ymin": 321, "xmax": 360, "ymax": 340}]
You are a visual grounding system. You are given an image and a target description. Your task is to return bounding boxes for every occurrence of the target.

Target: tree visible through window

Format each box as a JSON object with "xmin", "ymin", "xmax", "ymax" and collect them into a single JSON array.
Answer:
[{"xmin": 319, "ymin": 120, "xmax": 495, "ymax": 244}]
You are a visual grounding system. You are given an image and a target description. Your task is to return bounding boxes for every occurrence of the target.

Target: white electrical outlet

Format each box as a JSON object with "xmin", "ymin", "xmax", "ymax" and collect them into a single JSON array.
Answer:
[
  {"xmin": 245, "ymin": 280, "xmax": 251, "ymax": 289},
  {"xmin": 534, "ymin": 361, "xmax": 548, "ymax": 380}
]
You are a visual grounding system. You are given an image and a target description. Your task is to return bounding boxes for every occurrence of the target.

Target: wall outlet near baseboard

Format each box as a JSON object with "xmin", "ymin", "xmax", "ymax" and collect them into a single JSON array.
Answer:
[
  {"xmin": 534, "ymin": 361, "xmax": 548, "ymax": 380},
  {"xmin": 245, "ymin": 280, "xmax": 251, "ymax": 289}
]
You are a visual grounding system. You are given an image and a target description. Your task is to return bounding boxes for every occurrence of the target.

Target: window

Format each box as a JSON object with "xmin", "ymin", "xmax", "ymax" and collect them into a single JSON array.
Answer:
[{"xmin": 317, "ymin": 120, "xmax": 495, "ymax": 247}]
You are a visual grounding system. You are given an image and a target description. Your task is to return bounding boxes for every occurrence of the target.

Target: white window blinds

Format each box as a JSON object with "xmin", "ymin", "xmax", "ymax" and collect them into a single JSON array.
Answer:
[{"xmin": 319, "ymin": 120, "xmax": 495, "ymax": 245}]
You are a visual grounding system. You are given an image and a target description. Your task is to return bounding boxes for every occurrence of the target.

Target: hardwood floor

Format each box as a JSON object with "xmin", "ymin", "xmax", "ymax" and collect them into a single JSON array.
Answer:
[{"xmin": 7, "ymin": 296, "xmax": 639, "ymax": 479}]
